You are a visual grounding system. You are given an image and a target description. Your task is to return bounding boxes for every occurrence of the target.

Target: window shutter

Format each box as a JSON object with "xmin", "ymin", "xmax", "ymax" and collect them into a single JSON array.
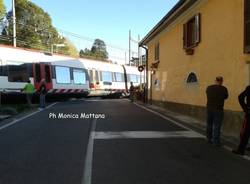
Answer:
[
  {"xmin": 155, "ymin": 43, "xmax": 159, "ymax": 61},
  {"xmin": 245, "ymin": 0, "xmax": 250, "ymax": 53},
  {"xmin": 183, "ymin": 23, "xmax": 188, "ymax": 49},
  {"xmin": 195, "ymin": 13, "xmax": 201, "ymax": 44}
]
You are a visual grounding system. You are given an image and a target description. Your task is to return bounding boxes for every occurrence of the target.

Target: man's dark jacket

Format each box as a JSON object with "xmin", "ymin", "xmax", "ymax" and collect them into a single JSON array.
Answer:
[{"xmin": 206, "ymin": 84, "xmax": 228, "ymax": 110}]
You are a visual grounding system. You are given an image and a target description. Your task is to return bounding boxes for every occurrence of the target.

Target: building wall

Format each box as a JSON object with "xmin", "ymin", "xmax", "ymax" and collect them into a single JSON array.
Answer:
[{"xmin": 146, "ymin": 0, "xmax": 250, "ymax": 137}]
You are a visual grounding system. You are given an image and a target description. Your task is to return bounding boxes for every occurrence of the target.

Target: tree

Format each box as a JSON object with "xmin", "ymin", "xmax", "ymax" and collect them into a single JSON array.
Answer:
[
  {"xmin": 91, "ymin": 39, "xmax": 108, "ymax": 59},
  {"xmin": 0, "ymin": 0, "xmax": 5, "ymax": 19},
  {"xmin": 79, "ymin": 49, "xmax": 84, "ymax": 57},
  {"xmin": 56, "ymin": 38, "xmax": 78, "ymax": 57},
  {"xmin": 79, "ymin": 39, "xmax": 109, "ymax": 61},
  {"xmin": 2, "ymin": 0, "xmax": 77, "ymax": 57},
  {"xmin": 2, "ymin": 0, "xmax": 54, "ymax": 49}
]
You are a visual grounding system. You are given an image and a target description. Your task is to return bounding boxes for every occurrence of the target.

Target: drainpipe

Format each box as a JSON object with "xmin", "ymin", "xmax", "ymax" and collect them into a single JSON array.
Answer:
[{"xmin": 140, "ymin": 45, "xmax": 149, "ymax": 104}]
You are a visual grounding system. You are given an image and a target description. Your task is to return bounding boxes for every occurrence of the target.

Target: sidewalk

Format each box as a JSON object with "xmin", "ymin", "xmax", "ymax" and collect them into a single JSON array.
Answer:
[{"xmin": 136, "ymin": 101, "xmax": 242, "ymax": 152}]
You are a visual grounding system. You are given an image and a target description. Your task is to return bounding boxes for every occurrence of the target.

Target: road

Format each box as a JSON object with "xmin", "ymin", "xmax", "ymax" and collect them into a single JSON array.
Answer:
[{"xmin": 0, "ymin": 99, "xmax": 250, "ymax": 184}]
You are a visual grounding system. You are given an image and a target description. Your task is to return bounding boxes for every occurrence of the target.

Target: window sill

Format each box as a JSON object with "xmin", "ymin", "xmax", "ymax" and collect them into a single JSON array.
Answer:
[
  {"xmin": 185, "ymin": 48, "xmax": 194, "ymax": 55},
  {"xmin": 153, "ymin": 60, "xmax": 160, "ymax": 64}
]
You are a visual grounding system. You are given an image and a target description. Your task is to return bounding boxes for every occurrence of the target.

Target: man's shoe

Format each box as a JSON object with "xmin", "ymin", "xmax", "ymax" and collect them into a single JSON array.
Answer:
[{"xmin": 232, "ymin": 150, "xmax": 245, "ymax": 155}]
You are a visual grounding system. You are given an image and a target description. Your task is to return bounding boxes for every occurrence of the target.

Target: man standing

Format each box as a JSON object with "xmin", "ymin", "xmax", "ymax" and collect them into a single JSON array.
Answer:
[
  {"xmin": 129, "ymin": 82, "xmax": 135, "ymax": 102},
  {"xmin": 232, "ymin": 86, "xmax": 250, "ymax": 155},
  {"xmin": 206, "ymin": 76, "xmax": 228, "ymax": 146},
  {"xmin": 38, "ymin": 79, "xmax": 47, "ymax": 109},
  {"xmin": 23, "ymin": 80, "xmax": 35, "ymax": 107}
]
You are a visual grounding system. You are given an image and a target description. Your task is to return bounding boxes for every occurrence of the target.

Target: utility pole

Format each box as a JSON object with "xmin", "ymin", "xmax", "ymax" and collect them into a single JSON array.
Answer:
[
  {"xmin": 12, "ymin": 0, "xmax": 16, "ymax": 47},
  {"xmin": 129, "ymin": 30, "xmax": 131, "ymax": 66},
  {"xmin": 138, "ymin": 34, "xmax": 141, "ymax": 66},
  {"xmin": 125, "ymin": 52, "xmax": 127, "ymax": 65}
]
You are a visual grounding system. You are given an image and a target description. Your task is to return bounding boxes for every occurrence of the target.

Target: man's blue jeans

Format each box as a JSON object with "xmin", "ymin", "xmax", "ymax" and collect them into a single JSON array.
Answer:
[
  {"xmin": 40, "ymin": 94, "xmax": 46, "ymax": 108},
  {"xmin": 206, "ymin": 109, "xmax": 224, "ymax": 144}
]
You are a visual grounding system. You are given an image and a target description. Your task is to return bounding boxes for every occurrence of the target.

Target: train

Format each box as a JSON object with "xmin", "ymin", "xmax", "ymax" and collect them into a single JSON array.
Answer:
[{"xmin": 0, "ymin": 45, "xmax": 144, "ymax": 102}]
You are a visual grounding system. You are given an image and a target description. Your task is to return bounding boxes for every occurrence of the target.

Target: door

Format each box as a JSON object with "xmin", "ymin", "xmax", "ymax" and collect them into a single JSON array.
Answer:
[{"xmin": 33, "ymin": 63, "xmax": 53, "ymax": 91}]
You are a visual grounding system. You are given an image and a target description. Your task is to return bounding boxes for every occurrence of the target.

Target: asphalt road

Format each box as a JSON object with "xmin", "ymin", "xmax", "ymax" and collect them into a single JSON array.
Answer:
[{"xmin": 0, "ymin": 99, "xmax": 250, "ymax": 184}]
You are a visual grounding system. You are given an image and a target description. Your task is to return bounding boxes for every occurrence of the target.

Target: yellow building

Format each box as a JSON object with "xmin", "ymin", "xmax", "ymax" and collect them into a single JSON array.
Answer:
[{"xmin": 139, "ymin": 0, "xmax": 250, "ymax": 137}]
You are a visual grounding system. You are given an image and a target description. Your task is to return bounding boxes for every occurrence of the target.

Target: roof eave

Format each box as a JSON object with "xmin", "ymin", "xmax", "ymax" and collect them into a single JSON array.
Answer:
[{"xmin": 139, "ymin": 0, "xmax": 199, "ymax": 46}]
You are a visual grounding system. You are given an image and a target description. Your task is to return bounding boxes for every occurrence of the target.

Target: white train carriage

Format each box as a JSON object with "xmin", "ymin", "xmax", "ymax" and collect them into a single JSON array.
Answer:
[
  {"xmin": 81, "ymin": 59, "xmax": 126, "ymax": 96},
  {"xmin": 0, "ymin": 45, "xmax": 144, "ymax": 99},
  {"xmin": 82, "ymin": 59, "xmax": 144, "ymax": 97},
  {"xmin": 0, "ymin": 45, "xmax": 89, "ymax": 97}
]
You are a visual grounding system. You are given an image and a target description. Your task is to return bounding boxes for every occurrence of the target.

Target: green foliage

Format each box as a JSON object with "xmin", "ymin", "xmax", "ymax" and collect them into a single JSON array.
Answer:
[
  {"xmin": 1, "ymin": 0, "xmax": 77, "ymax": 57},
  {"xmin": 0, "ymin": 0, "xmax": 5, "ymax": 19},
  {"xmin": 79, "ymin": 39, "xmax": 109, "ymax": 61},
  {"xmin": 56, "ymin": 38, "xmax": 79, "ymax": 57}
]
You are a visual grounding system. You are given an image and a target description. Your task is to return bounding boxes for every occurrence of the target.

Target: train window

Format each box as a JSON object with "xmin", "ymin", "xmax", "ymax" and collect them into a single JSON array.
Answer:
[
  {"xmin": 99, "ymin": 71, "xmax": 103, "ymax": 81},
  {"xmin": 73, "ymin": 69, "xmax": 86, "ymax": 85},
  {"xmin": 45, "ymin": 65, "xmax": 51, "ymax": 83},
  {"xmin": 115, "ymin": 73, "xmax": 124, "ymax": 82},
  {"xmin": 95, "ymin": 71, "xmax": 99, "ymax": 82},
  {"xmin": 0, "ymin": 60, "xmax": 2, "ymax": 76},
  {"xmin": 89, "ymin": 70, "xmax": 94, "ymax": 82},
  {"xmin": 0, "ymin": 65, "xmax": 8, "ymax": 76},
  {"xmin": 130, "ymin": 74, "xmax": 138, "ymax": 83},
  {"xmin": 102, "ymin": 71, "xmax": 112, "ymax": 82},
  {"xmin": 35, "ymin": 64, "xmax": 41, "ymax": 83},
  {"xmin": 55, "ymin": 66, "xmax": 71, "ymax": 84},
  {"xmin": 8, "ymin": 64, "xmax": 29, "ymax": 82}
]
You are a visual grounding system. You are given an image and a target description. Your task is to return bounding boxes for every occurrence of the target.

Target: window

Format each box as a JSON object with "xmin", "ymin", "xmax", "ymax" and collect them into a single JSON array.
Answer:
[
  {"xmin": 89, "ymin": 70, "xmax": 94, "ymax": 82},
  {"xmin": 45, "ymin": 65, "xmax": 51, "ymax": 83},
  {"xmin": 186, "ymin": 72, "xmax": 198, "ymax": 83},
  {"xmin": 0, "ymin": 65, "xmax": 8, "ymax": 76},
  {"xmin": 55, "ymin": 66, "xmax": 71, "ymax": 84},
  {"xmin": 130, "ymin": 74, "xmax": 139, "ymax": 83},
  {"xmin": 102, "ymin": 71, "xmax": 112, "ymax": 82},
  {"xmin": 245, "ymin": 0, "xmax": 250, "ymax": 53},
  {"xmin": 35, "ymin": 64, "xmax": 41, "ymax": 83},
  {"xmin": 114, "ymin": 72, "xmax": 124, "ymax": 82},
  {"xmin": 95, "ymin": 70, "xmax": 99, "ymax": 82},
  {"xmin": 8, "ymin": 64, "xmax": 29, "ymax": 82},
  {"xmin": 183, "ymin": 13, "xmax": 201, "ymax": 50},
  {"xmin": 155, "ymin": 43, "xmax": 160, "ymax": 61},
  {"xmin": 73, "ymin": 69, "xmax": 86, "ymax": 85}
]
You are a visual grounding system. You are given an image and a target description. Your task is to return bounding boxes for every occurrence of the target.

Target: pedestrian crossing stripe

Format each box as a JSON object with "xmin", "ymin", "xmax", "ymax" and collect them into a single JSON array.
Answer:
[{"xmin": 93, "ymin": 130, "xmax": 205, "ymax": 139}]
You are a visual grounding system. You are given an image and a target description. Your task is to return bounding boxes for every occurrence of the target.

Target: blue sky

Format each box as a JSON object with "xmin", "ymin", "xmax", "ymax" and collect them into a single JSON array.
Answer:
[{"xmin": 4, "ymin": 0, "xmax": 178, "ymax": 63}]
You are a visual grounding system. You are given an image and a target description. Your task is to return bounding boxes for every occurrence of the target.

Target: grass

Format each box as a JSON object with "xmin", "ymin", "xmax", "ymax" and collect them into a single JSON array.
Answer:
[{"xmin": 0, "ymin": 103, "xmax": 38, "ymax": 114}]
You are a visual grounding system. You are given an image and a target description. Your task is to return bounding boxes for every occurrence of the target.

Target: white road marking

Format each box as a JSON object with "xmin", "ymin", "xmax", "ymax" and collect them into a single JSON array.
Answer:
[
  {"xmin": 84, "ymin": 99, "xmax": 127, "ymax": 102},
  {"xmin": 82, "ymin": 118, "xmax": 97, "ymax": 184},
  {"xmin": 94, "ymin": 130, "xmax": 205, "ymax": 139},
  {"xmin": 0, "ymin": 102, "xmax": 58, "ymax": 131}
]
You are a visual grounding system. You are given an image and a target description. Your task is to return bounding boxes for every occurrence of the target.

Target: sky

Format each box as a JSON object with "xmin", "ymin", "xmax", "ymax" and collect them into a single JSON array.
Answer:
[{"xmin": 3, "ymin": 0, "xmax": 179, "ymax": 64}]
